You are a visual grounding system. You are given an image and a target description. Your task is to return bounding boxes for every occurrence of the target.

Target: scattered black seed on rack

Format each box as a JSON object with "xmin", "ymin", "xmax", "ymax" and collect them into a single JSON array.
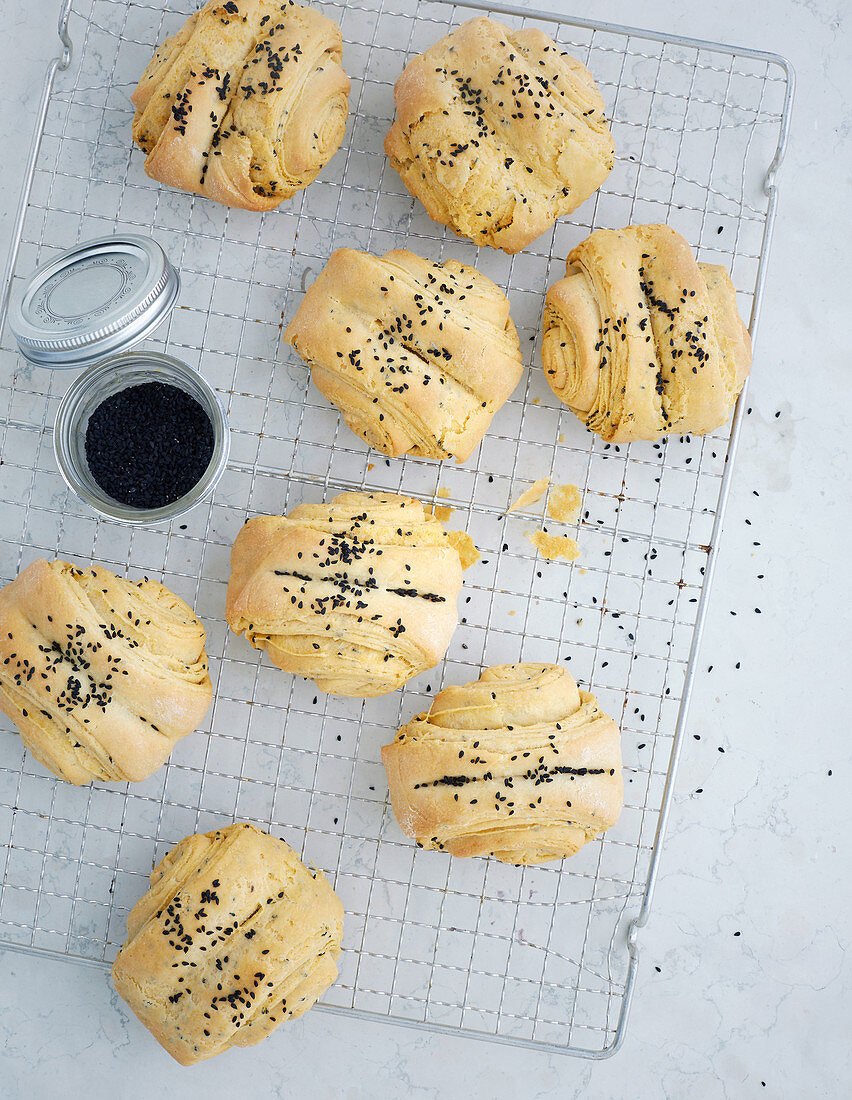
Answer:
[{"xmin": 85, "ymin": 382, "xmax": 214, "ymax": 508}]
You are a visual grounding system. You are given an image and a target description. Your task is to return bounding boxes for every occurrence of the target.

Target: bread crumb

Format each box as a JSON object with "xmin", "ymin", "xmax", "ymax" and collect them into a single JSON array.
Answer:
[
  {"xmin": 558, "ymin": 434, "xmax": 565, "ymax": 443},
  {"xmin": 367, "ymin": 463, "xmax": 374, "ymax": 471},
  {"xmin": 547, "ymin": 483, "xmax": 581, "ymax": 523},
  {"xmin": 437, "ymin": 487, "xmax": 450, "ymax": 498},
  {"xmin": 427, "ymin": 504, "xmax": 454, "ymax": 523},
  {"xmin": 525, "ymin": 529, "xmax": 580, "ymax": 562},
  {"xmin": 532, "ymin": 397, "xmax": 540, "ymax": 405},
  {"xmin": 448, "ymin": 530, "xmax": 480, "ymax": 570},
  {"xmin": 508, "ymin": 477, "xmax": 550, "ymax": 513}
]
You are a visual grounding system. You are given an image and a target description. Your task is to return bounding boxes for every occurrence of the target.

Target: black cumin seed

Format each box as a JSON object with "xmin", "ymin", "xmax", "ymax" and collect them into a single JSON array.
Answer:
[{"xmin": 84, "ymin": 382, "xmax": 214, "ymax": 509}]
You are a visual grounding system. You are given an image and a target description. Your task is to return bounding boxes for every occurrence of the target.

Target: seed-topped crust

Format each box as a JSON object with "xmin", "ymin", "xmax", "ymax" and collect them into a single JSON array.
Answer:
[
  {"xmin": 384, "ymin": 17, "xmax": 614, "ymax": 253},
  {"xmin": 382, "ymin": 663, "xmax": 622, "ymax": 864},
  {"xmin": 542, "ymin": 224, "xmax": 752, "ymax": 441},
  {"xmin": 225, "ymin": 492, "xmax": 473, "ymax": 697},
  {"xmin": 0, "ymin": 559, "xmax": 212, "ymax": 784},
  {"xmin": 112, "ymin": 823, "xmax": 344, "ymax": 1065},
  {"xmin": 285, "ymin": 248, "xmax": 524, "ymax": 462},
  {"xmin": 131, "ymin": 0, "xmax": 350, "ymax": 211}
]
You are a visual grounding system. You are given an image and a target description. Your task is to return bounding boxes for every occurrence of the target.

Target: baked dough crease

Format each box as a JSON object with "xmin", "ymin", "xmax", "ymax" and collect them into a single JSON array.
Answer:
[
  {"xmin": 542, "ymin": 224, "xmax": 752, "ymax": 442},
  {"xmin": 384, "ymin": 17, "xmax": 614, "ymax": 253},
  {"xmin": 112, "ymin": 823, "xmax": 344, "ymax": 1065},
  {"xmin": 131, "ymin": 0, "xmax": 350, "ymax": 210},
  {"xmin": 382, "ymin": 663, "xmax": 622, "ymax": 864},
  {"xmin": 0, "ymin": 559, "xmax": 212, "ymax": 785},
  {"xmin": 285, "ymin": 248, "xmax": 524, "ymax": 461},
  {"xmin": 225, "ymin": 492, "xmax": 472, "ymax": 696}
]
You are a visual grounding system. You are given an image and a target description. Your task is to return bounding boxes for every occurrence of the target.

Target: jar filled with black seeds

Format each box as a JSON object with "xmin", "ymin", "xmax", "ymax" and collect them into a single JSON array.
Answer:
[
  {"xmin": 55, "ymin": 352, "xmax": 230, "ymax": 524},
  {"xmin": 85, "ymin": 381, "xmax": 215, "ymax": 508}
]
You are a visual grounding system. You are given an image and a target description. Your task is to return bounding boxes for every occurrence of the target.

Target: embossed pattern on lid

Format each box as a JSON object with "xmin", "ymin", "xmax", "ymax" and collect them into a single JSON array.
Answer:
[{"xmin": 9, "ymin": 234, "xmax": 179, "ymax": 368}]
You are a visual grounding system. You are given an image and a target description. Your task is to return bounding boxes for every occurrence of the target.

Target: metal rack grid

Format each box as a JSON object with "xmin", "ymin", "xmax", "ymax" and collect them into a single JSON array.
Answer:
[{"xmin": 0, "ymin": 0, "xmax": 792, "ymax": 1059}]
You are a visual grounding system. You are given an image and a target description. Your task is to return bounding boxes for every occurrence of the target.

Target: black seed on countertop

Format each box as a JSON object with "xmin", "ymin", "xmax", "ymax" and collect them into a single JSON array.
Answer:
[{"xmin": 85, "ymin": 382, "xmax": 214, "ymax": 509}]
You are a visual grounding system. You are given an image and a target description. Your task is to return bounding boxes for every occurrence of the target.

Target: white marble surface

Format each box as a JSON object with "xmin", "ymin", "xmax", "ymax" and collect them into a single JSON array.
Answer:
[{"xmin": 0, "ymin": 0, "xmax": 848, "ymax": 1096}]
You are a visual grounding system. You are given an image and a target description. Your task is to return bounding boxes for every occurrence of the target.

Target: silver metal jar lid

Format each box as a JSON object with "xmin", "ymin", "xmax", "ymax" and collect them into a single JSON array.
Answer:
[{"xmin": 8, "ymin": 234, "xmax": 180, "ymax": 369}]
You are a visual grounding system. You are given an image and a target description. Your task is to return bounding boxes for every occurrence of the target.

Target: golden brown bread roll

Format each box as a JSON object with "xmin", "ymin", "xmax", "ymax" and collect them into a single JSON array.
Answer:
[
  {"xmin": 542, "ymin": 224, "xmax": 752, "ymax": 441},
  {"xmin": 225, "ymin": 492, "xmax": 473, "ymax": 697},
  {"xmin": 112, "ymin": 823, "xmax": 344, "ymax": 1065},
  {"xmin": 384, "ymin": 17, "xmax": 614, "ymax": 253},
  {"xmin": 382, "ymin": 663, "xmax": 622, "ymax": 864},
  {"xmin": 131, "ymin": 0, "xmax": 350, "ymax": 211},
  {"xmin": 0, "ymin": 559, "xmax": 212, "ymax": 785},
  {"xmin": 284, "ymin": 248, "xmax": 524, "ymax": 461}
]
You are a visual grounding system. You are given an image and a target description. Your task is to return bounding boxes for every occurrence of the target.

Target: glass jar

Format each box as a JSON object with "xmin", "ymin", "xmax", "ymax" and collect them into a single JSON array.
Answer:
[{"xmin": 54, "ymin": 351, "xmax": 230, "ymax": 525}]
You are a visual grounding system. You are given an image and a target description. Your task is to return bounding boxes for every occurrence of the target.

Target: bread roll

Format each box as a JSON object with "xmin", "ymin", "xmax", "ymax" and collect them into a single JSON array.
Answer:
[
  {"xmin": 385, "ymin": 17, "xmax": 614, "ymax": 253},
  {"xmin": 542, "ymin": 224, "xmax": 752, "ymax": 441},
  {"xmin": 132, "ymin": 0, "xmax": 350, "ymax": 211},
  {"xmin": 285, "ymin": 248, "xmax": 523, "ymax": 461},
  {"xmin": 112, "ymin": 823, "xmax": 343, "ymax": 1065},
  {"xmin": 382, "ymin": 663, "xmax": 622, "ymax": 864},
  {"xmin": 225, "ymin": 492, "xmax": 473, "ymax": 696},
  {"xmin": 0, "ymin": 559, "xmax": 211, "ymax": 784}
]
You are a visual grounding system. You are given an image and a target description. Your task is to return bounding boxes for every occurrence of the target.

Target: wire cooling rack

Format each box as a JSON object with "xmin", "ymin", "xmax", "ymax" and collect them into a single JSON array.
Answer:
[{"xmin": 0, "ymin": 0, "xmax": 792, "ymax": 1059}]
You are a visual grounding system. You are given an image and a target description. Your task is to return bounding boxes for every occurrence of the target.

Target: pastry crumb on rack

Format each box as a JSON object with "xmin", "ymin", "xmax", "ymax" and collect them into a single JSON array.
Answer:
[
  {"xmin": 525, "ymin": 529, "xmax": 580, "ymax": 562},
  {"xmin": 427, "ymin": 487, "xmax": 454, "ymax": 521},
  {"xmin": 547, "ymin": 483, "xmax": 582, "ymax": 524},
  {"xmin": 448, "ymin": 530, "xmax": 480, "ymax": 570},
  {"xmin": 427, "ymin": 503, "xmax": 454, "ymax": 523},
  {"xmin": 508, "ymin": 477, "xmax": 550, "ymax": 513}
]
